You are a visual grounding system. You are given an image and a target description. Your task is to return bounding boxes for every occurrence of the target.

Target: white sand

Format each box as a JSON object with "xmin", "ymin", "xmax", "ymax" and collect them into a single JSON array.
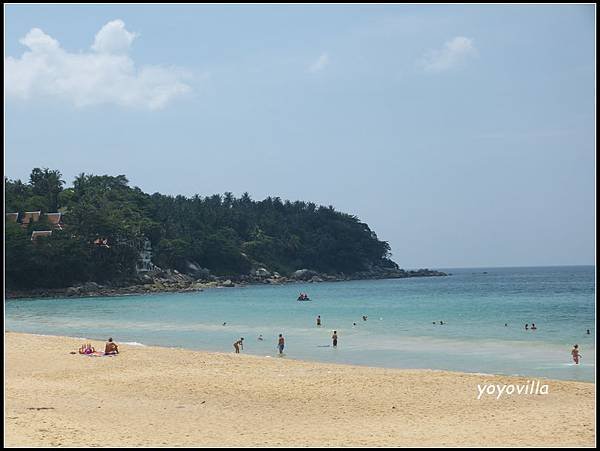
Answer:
[{"xmin": 5, "ymin": 332, "xmax": 595, "ymax": 447}]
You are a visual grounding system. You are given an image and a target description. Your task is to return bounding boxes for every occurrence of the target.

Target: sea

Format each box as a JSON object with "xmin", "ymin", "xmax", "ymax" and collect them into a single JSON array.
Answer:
[{"xmin": 5, "ymin": 266, "xmax": 596, "ymax": 382}]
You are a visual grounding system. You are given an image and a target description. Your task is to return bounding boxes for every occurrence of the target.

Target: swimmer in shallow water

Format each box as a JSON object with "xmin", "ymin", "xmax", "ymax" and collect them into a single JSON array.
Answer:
[
  {"xmin": 572, "ymin": 344, "xmax": 580, "ymax": 364},
  {"xmin": 233, "ymin": 337, "xmax": 244, "ymax": 353}
]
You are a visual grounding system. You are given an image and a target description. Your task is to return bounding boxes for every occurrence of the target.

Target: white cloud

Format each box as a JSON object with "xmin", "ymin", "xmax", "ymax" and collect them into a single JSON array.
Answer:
[
  {"xmin": 308, "ymin": 52, "xmax": 329, "ymax": 73},
  {"xmin": 420, "ymin": 36, "xmax": 477, "ymax": 73},
  {"xmin": 92, "ymin": 19, "xmax": 138, "ymax": 54},
  {"xmin": 5, "ymin": 20, "xmax": 191, "ymax": 110}
]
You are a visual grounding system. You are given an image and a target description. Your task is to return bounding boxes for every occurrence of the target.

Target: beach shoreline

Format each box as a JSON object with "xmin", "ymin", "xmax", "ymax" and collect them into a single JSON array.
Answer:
[{"xmin": 5, "ymin": 332, "xmax": 596, "ymax": 447}]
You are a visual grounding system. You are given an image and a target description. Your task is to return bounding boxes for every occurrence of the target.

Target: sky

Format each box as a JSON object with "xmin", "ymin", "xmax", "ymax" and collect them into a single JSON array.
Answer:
[{"xmin": 4, "ymin": 4, "xmax": 596, "ymax": 269}]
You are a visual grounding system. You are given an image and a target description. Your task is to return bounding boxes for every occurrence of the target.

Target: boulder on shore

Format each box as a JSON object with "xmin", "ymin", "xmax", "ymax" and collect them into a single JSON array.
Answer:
[{"xmin": 292, "ymin": 269, "xmax": 318, "ymax": 281}]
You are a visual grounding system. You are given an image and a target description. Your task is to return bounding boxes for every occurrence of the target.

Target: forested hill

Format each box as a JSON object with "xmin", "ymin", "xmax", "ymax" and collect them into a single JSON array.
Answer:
[{"xmin": 5, "ymin": 168, "xmax": 400, "ymax": 289}]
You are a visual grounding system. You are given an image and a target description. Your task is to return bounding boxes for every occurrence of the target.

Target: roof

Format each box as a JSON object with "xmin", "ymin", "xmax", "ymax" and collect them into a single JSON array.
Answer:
[
  {"xmin": 31, "ymin": 230, "xmax": 53, "ymax": 241},
  {"xmin": 5, "ymin": 213, "xmax": 19, "ymax": 222}
]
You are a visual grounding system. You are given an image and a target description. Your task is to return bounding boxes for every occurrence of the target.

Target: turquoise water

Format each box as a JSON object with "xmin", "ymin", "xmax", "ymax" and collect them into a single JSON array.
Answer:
[{"xmin": 5, "ymin": 266, "xmax": 596, "ymax": 381}]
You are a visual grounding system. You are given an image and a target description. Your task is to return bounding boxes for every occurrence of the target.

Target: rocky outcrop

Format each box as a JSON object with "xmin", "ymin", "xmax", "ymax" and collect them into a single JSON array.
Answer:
[
  {"xmin": 5, "ymin": 266, "xmax": 447, "ymax": 300},
  {"xmin": 291, "ymin": 269, "xmax": 319, "ymax": 281}
]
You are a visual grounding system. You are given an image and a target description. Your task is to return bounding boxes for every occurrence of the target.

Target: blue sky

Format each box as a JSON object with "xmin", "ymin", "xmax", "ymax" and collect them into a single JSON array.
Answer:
[{"xmin": 4, "ymin": 4, "xmax": 596, "ymax": 268}]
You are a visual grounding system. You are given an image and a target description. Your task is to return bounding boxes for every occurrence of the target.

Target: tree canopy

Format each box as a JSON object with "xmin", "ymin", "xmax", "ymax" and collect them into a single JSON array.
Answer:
[{"xmin": 5, "ymin": 168, "xmax": 397, "ymax": 289}]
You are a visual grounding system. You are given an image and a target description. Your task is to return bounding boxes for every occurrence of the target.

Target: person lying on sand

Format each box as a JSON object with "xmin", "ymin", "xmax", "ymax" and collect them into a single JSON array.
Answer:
[
  {"xmin": 79, "ymin": 343, "xmax": 95, "ymax": 355},
  {"xmin": 104, "ymin": 338, "xmax": 119, "ymax": 355}
]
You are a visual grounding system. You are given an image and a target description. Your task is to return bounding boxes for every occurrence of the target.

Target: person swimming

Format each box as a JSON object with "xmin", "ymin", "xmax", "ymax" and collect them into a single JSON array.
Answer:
[
  {"xmin": 531, "ymin": 323, "xmax": 537, "ymax": 330},
  {"xmin": 362, "ymin": 315, "xmax": 368, "ymax": 321},
  {"xmin": 258, "ymin": 334, "xmax": 264, "ymax": 341},
  {"xmin": 525, "ymin": 323, "xmax": 529, "ymax": 330},
  {"xmin": 440, "ymin": 320, "xmax": 444, "ymax": 325},
  {"xmin": 572, "ymin": 344, "xmax": 580, "ymax": 364},
  {"xmin": 586, "ymin": 329, "xmax": 590, "ymax": 335}
]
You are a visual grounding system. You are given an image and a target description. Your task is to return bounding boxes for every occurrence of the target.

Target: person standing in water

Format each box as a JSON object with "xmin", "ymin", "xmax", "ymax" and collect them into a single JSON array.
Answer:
[
  {"xmin": 531, "ymin": 323, "xmax": 537, "ymax": 330},
  {"xmin": 233, "ymin": 337, "xmax": 244, "ymax": 353},
  {"xmin": 332, "ymin": 331, "xmax": 338, "ymax": 348},
  {"xmin": 278, "ymin": 334, "xmax": 285, "ymax": 355},
  {"xmin": 572, "ymin": 344, "xmax": 581, "ymax": 364},
  {"xmin": 525, "ymin": 323, "xmax": 529, "ymax": 330},
  {"xmin": 316, "ymin": 315, "xmax": 322, "ymax": 327}
]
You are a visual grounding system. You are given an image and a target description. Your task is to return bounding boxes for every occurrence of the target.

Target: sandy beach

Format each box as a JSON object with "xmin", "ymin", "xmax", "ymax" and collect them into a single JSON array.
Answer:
[{"xmin": 5, "ymin": 332, "xmax": 595, "ymax": 447}]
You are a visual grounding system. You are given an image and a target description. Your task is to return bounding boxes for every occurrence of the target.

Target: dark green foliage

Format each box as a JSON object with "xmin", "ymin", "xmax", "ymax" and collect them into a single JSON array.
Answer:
[{"xmin": 5, "ymin": 168, "xmax": 394, "ymax": 289}]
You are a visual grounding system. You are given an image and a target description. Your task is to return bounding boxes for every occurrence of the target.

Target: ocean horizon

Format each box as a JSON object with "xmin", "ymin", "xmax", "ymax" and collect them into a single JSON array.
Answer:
[{"xmin": 5, "ymin": 265, "xmax": 596, "ymax": 382}]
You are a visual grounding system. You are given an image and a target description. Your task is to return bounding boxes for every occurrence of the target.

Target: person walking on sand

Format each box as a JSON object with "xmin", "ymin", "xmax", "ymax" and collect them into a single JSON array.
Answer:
[
  {"xmin": 332, "ymin": 331, "xmax": 338, "ymax": 348},
  {"xmin": 316, "ymin": 315, "xmax": 322, "ymax": 327},
  {"xmin": 233, "ymin": 338, "xmax": 244, "ymax": 353},
  {"xmin": 572, "ymin": 344, "xmax": 581, "ymax": 364},
  {"xmin": 277, "ymin": 334, "xmax": 285, "ymax": 355}
]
